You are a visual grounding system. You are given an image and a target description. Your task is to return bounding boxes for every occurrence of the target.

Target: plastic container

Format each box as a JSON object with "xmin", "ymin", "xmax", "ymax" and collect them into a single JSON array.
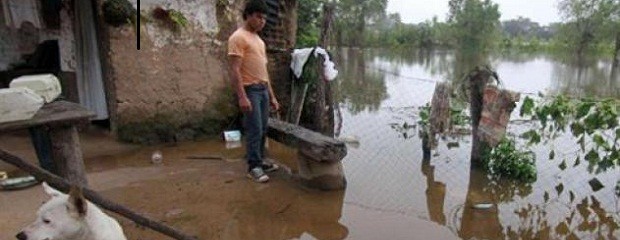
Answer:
[
  {"xmin": 10, "ymin": 74, "xmax": 61, "ymax": 103},
  {"xmin": 0, "ymin": 87, "xmax": 44, "ymax": 123},
  {"xmin": 223, "ymin": 130, "xmax": 241, "ymax": 142}
]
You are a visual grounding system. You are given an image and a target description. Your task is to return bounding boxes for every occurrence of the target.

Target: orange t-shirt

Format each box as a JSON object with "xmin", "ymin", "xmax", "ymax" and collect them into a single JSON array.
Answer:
[{"xmin": 227, "ymin": 28, "xmax": 269, "ymax": 85}]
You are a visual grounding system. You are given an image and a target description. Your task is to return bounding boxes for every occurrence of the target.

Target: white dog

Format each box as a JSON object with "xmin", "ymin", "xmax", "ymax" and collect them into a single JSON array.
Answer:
[{"xmin": 16, "ymin": 182, "xmax": 127, "ymax": 240}]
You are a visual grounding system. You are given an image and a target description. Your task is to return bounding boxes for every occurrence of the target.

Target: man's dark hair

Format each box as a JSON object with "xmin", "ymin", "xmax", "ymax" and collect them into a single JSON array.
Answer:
[{"xmin": 242, "ymin": 0, "xmax": 268, "ymax": 20}]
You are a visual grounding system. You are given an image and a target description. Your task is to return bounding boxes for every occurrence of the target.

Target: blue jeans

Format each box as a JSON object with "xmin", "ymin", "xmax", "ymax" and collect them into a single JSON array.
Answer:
[{"xmin": 243, "ymin": 84, "xmax": 269, "ymax": 171}]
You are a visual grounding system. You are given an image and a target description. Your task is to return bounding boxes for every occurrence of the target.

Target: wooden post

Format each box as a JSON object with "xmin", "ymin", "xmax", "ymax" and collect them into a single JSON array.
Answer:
[
  {"xmin": 311, "ymin": 2, "xmax": 336, "ymax": 136},
  {"xmin": 428, "ymin": 82, "xmax": 451, "ymax": 150},
  {"xmin": 288, "ymin": 81, "xmax": 309, "ymax": 125},
  {"xmin": 468, "ymin": 68, "xmax": 492, "ymax": 167},
  {"xmin": 49, "ymin": 125, "xmax": 88, "ymax": 187}
]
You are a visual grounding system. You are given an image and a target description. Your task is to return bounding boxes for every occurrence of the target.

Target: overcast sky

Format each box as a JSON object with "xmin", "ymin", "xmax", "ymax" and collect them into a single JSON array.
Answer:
[{"xmin": 387, "ymin": 0, "xmax": 563, "ymax": 25}]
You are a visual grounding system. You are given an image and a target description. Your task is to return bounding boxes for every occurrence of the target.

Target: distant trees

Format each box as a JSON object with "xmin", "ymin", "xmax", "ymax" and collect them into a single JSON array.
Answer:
[
  {"xmin": 447, "ymin": 0, "xmax": 501, "ymax": 54},
  {"xmin": 558, "ymin": 0, "xmax": 620, "ymax": 58},
  {"xmin": 333, "ymin": 0, "xmax": 388, "ymax": 47},
  {"xmin": 501, "ymin": 17, "xmax": 555, "ymax": 40},
  {"xmin": 295, "ymin": 0, "xmax": 619, "ymax": 60}
]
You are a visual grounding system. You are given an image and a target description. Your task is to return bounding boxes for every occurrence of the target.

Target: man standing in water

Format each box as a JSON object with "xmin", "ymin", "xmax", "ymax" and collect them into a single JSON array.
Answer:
[{"xmin": 228, "ymin": 0, "xmax": 280, "ymax": 183}]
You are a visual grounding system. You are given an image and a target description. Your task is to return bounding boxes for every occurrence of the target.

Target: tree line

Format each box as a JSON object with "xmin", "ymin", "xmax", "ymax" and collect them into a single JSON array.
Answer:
[{"xmin": 297, "ymin": 0, "xmax": 619, "ymax": 62}]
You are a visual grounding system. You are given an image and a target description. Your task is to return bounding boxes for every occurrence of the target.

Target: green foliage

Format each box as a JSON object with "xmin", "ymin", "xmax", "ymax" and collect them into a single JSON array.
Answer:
[
  {"xmin": 152, "ymin": 7, "xmax": 188, "ymax": 31},
  {"xmin": 482, "ymin": 138, "xmax": 538, "ymax": 183},
  {"xmin": 417, "ymin": 104, "xmax": 431, "ymax": 127},
  {"xmin": 520, "ymin": 95, "xmax": 620, "ymax": 173},
  {"xmin": 448, "ymin": 0, "xmax": 501, "ymax": 54},
  {"xmin": 102, "ymin": 0, "xmax": 136, "ymax": 27},
  {"xmin": 332, "ymin": 0, "xmax": 388, "ymax": 47},
  {"xmin": 168, "ymin": 10, "xmax": 189, "ymax": 29},
  {"xmin": 296, "ymin": 0, "xmax": 323, "ymax": 47},
  {"xmin": 557, "ymin": 0, "xmax": 620, "ymax": 57},
  {"xmin": 417, "ymin": 103, "xmax": 469, "ymax": 129}
]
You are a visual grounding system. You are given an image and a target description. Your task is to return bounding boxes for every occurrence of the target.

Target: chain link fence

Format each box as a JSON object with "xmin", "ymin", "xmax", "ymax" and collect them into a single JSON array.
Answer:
[{"xmin": 331, "ymin": 48, "xmax": 620, "ymax": 239}]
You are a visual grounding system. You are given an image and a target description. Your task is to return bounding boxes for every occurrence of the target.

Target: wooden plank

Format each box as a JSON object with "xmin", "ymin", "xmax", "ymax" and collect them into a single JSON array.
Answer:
[
  {"xmin": 50, "ymin": 125, "xmax": 88, "ymax": 187},
  {"xmin": 0, "ymin": 101, "xmax": 94, "ymax": 131},
  {"xmin": 267, "ymin": 118, "xmax": 346, "ymax": 162}
]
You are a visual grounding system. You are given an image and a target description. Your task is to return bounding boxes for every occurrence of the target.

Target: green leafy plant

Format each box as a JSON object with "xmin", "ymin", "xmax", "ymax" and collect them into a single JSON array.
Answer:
[
  {"xmin": 168, "ymin": 10, "xmax": 189, "ymax": 29},
  {"xmin": 102, "ymin": 0, "xmax": 136, "ymax": 27},
  {"xmin": 482, "ymin": 138, "xmax": 537, "ymax": 183},
  {"xmin": 152, "ymin": 7, "xmax": 189, "ymax": 31},
  {"xmin": 417, "ymin": 104, "xmax": 431, "ymax": 127},
  {"xmin": 520, "ymin": 95, "xmax": 620, "ymax": 173}
]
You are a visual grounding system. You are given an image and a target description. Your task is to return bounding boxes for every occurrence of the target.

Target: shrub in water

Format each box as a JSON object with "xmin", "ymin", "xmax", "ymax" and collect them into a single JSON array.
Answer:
[{"xmin": 482, "ymin": 138, "xmax": 537, "ymax": 183}]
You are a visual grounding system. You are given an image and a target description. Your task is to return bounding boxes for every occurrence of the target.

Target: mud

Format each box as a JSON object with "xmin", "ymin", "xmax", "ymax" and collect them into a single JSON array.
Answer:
[{"xmin": 0, "ymin": 125, "xmax": 460, "ymax": 240}]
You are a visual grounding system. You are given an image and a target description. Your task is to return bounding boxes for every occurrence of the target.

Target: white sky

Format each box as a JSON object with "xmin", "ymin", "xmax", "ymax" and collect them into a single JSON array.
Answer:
[{"xmin": 387, "ymin": 0, "xmax": 563, "ymax": 25}]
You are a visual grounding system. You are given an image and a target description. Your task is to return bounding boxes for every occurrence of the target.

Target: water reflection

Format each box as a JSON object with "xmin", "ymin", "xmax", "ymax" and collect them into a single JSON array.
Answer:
[
  {"xmin": 332, "ymin": 48, "xmax": 388, "ymax": 114},
  {"xmin": 221, "ymin": 190, "xmax": 349, "ymax": 240},
  {"xmin": 421, "ymin": 157, "xmax": 446, "ymax": 225},
  {"xmin": 336, "ymin": 48, "xmax": 620, "ymax": 239},
  {"xmin": 550, "ymin": 55, "xmax": 620, "ymax": 98}
]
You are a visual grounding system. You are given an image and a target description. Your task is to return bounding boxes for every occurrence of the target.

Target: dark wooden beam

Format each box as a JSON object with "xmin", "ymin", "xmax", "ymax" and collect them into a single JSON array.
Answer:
[{"xmin": 267, "ymin": 118, "xmax": 346, "ymax": 162}]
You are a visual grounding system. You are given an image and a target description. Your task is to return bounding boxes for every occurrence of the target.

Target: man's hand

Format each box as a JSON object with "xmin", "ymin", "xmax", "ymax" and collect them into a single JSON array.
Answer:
[
  {"xmin": 239, "ymin": 97, "xmax": 252, "ymax": 112},
  {"xmin": 270, "ymin": 98, "xmax": 280, "ymax": 112}
]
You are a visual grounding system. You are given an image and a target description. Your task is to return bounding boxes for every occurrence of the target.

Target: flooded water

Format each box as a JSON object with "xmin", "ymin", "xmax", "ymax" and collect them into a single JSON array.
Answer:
[
  {"xmin": 332, "ymin": 48, "xmax": 620, "ymax": 239},
  {"xmin": 1, "ymin": 49, "xmax": 619, "ymax": 240}
]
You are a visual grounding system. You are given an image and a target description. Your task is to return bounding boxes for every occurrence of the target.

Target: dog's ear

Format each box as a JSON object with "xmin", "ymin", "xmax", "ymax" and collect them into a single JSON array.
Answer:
[
  {"xmin": 67, "ymin": 186, "xmax": 87, "ymax": 217},
  {"xmin": 42, "ymin": 182, "xmax": 63, "ymax": 197}
]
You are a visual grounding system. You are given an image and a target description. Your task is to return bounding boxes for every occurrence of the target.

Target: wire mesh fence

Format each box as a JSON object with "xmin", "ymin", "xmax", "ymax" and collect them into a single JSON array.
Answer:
[{"xmin": 331, "ymin": 48, "xmax": 620, "ymax": 239}]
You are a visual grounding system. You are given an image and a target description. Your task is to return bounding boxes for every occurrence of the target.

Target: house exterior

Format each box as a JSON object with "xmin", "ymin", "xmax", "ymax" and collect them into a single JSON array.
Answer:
[{"xmin": 0, "ymin": 0, "xmax": 297, "ymax": 144}]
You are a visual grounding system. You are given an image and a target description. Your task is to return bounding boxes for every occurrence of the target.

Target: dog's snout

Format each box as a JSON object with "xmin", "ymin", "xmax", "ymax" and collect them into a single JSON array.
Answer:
[{"xmin": 15, "ymin": 231, "xmax": 27, "ymax": 240}]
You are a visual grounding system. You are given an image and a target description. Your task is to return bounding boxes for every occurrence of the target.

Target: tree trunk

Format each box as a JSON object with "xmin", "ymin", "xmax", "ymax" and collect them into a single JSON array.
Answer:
[
  {"xmin": 613, "ymin": 32, "xmax": 620, "ymax": 69},
  {"xmin": 469, "ymin": 69, "xmax": 489, "ymax": 167},
  {"xmin": 309, "ymin": 2, "xmax": 335, "ymax": 136},
  {"xmin": 319, "ymin": 3, "xmax": 335, "ymax": 47},
  {"xmin": 354, "ymin": 7, "xmax": 366, "ymax": 48}
]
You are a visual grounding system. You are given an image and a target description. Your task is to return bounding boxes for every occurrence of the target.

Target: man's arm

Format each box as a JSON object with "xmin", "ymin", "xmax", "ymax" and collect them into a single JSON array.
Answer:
[
  {"xmin": 267, "ymin": 81, "xmax": 280, "ymax": 112},
  {"xmin": 229, "ymin": 56, "xmax": 252, "ymax": 112}
]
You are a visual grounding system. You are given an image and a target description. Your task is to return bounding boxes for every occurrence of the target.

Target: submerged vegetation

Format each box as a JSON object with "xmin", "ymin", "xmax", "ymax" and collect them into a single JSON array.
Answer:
[{"xmin": 520, "ymin": 95, "xmax": 620, "ymax": 173}]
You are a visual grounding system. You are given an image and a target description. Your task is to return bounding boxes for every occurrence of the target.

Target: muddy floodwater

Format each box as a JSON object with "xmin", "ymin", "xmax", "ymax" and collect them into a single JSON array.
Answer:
[{"xmin": 1, "ymin": 49, "xmax": 619, "ymax": 240}]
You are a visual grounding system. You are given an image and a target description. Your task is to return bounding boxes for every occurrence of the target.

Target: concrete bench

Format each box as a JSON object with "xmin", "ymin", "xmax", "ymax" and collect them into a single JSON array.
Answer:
[{"xmin": 267, "ymin": 118, "xmax": 347, "ymax": 190}]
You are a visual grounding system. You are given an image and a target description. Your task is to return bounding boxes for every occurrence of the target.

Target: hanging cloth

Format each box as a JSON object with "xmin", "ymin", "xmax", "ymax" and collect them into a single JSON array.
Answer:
[
  {"xmin": 290, "ymin": 47, "xmax": 338, "ymax": 81},
  {"xmin": 74, "ymin": 0, "xmax": 108, "ymax": 120},
  {"xmin": 2, "ymin": 0, "xmax": 42, "ymax": 29}
]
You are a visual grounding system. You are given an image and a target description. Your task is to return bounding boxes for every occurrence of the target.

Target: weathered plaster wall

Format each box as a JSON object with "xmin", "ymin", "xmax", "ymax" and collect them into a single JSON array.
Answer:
[
  {"xmin": 99, "ymin": 0, "xmax": 241, "ymax": 144},
  {"xmin": 99, "ymin": 0, "xmax": 297, "ymax": 144}
]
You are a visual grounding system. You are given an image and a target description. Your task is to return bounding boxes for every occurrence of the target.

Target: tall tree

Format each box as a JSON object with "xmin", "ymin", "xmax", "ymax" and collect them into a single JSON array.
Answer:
[
  {"xmin": 448, "ymin": 0, "xmax": 501, "ymax": 55},
  {"xmin": 333, "ymin": 0, "xmax": 388, "ymax": 47},
  {"xmin": 558, "ymin": 0, "xmax": 618, "ymax": 58},
  {"xmin": 296, "ymin": 0, "xmax": 324, "ymax": 47}
]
